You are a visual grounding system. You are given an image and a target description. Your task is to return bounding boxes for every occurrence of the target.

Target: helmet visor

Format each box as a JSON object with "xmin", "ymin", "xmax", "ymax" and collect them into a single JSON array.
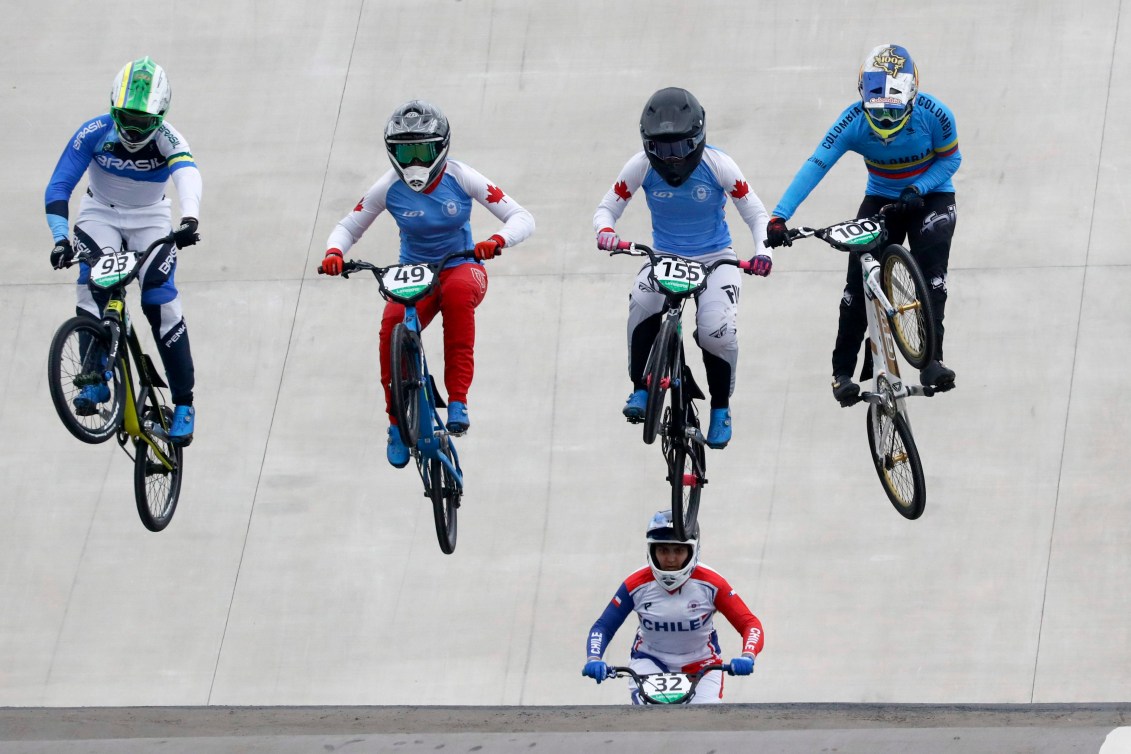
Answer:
[
  {"xmin": 112, "ymin": 108, "xmax": 161, "ymax": 140},
  {"xmin": 389, "ymin": 141, "xmax": 443, "ymax": 167},
  {"xmin": 865, "ymin": 106, "xmax": 910, "ymax": 129},
  {"xmin": 644, "ymin": 134, "xmax": 704, "ymax": 162}
]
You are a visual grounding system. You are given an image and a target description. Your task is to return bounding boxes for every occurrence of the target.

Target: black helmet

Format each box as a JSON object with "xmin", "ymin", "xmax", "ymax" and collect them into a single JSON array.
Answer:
[
  {"xmin": 384, "ymin": 100, "xmax": 451, "ymax": 192},
  {"xmin": 640, "ymin": 87, "xmax": 706, "ymax": 187}
]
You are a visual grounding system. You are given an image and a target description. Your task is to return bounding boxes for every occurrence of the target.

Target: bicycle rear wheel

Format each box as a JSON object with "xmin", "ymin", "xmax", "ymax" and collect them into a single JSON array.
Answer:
[
  {"xmin": 866, "ymin": 404, "xmax": 925, "ymax": 520},
  {"xmin": 390, "ymin": 324, "xmax": 423, "ymax": 448},
  {"xmin": 134, "ymin": 406, "xmax": 183, "ymax": 532},
  {"xmin": 428, "ymin": 445, "xmax": 461, "ymax": 554},
  {"xmin": 643, "ymin": 318, "xmax": 678, "ymax": 446},
  {"xmin": 665, "ymin": 401, "xmax": 705, "ymax": 541},
  {"xmin": 47, "ymin": 316, "xmax": 124, "ymax": 444},
  {"xmin": 880, "ymin": 245, "xmax": 937, "ymax": 370}
]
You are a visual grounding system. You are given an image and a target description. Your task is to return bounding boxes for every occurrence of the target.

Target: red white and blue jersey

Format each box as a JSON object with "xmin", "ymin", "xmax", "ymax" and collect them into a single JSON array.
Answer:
[
  {"xmin": 593, "ymin": 147, "xmax": 770, "ymax": 257},
  {"xmin": 586, "ymin": 564, "xmax": 764, "ymax": 673},
  {"xmin": 772, "ymin": 91, "xmax": 961, "ymax": 220},
  {"xmin": 327, "ymin": 160, "xmax": 534, "ymax": 267}
]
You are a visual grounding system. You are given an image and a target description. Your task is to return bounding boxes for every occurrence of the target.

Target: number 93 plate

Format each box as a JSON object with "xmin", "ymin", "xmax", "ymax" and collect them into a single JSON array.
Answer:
[
  {"xmin": 90, "ymin": 251, "xmax": 138, "ymax": 289},
  {"xmin": 381, "ymin": 264, "xmax": 435, "ymax": 299}
]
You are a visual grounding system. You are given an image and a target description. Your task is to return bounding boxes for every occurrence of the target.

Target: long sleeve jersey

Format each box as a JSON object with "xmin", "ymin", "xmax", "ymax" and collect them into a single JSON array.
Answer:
[
  {"xmin": 327, "ymin": 160, "xmax": 535, "ymax": 267},
  {"xmin": 586, "ymin": 564, "xmax": 764, "ymax": 673},
  {"xmin": 44, "ymin": 115, "xmax": 202, "ymax": 241},
  {"xmin": 593, "ymin": 147, "xmax": 769, "ymax": 257},
  {"xmin": 772, "ymin": 92, "xmax": 961, "ymax": 221}
]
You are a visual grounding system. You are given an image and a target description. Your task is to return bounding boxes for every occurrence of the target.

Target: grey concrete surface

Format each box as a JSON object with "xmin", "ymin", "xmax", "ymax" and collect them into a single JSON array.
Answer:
[{"xmin": 1, "ymin": 0, "xmax": 1130, "ymax": 740}]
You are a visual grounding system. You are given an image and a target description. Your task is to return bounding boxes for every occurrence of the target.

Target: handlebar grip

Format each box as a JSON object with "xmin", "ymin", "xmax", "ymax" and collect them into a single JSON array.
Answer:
[
  {"xmin": 615, "ymin": 240, "xmax": 632, "ymax": 251},
  {"xmin": 317, "ymin": 265, "xmax": 325, "ymax": 275}
]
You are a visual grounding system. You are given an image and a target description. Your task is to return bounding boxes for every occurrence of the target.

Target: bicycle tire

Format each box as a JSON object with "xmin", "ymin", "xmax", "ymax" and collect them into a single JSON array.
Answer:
[
  {"xmin": 47, "ymin": 316, "xmax": 124, "ymax": 444},
  {"xmin": 133, "ymin": 406, "xmax": 184, "ymax": 532},
  {"xmin": 880, "ymin": 244, "xmax": 937, "ymax": 370},
  {"xmin": 428, "ymin": 447, "xmax": 460, "ymax": 554},
  {"xmin": 667, "ymin": 402, "xmax": 705, "ymax": 541},
  {"xmin": 390, "ymin": 324, "xmax": 423, "ymax": 448},
  {"xmin": 866, "ymin": 404, "xmax": 926, "ymax": 520},
  {"xmin": 643, "ymin": 318, "xmax": 678, "ymax": 446}
]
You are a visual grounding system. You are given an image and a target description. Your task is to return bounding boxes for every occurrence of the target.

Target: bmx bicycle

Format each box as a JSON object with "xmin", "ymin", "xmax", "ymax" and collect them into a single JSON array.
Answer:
[
  {"xmin": 47, "ymin": 233, "xmax": 186, "ymax": 532},
  {"xmin": 610, "ymin": 242, "xmax": 752, "ymax": 540},
  {"xmin": 780, "ymin": 209, "xmax": 937, "ymax": 519},
  {"xmin": 323, "ymin": 250, "xmax": 486, "ymax": 554},
  {"xmin": 607, "ymin": 663, "xmax": 737, "ymax": 704}
]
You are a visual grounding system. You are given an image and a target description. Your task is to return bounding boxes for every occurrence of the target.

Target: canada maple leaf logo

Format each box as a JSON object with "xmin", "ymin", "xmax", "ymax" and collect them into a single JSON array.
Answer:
[
  {"xmin": 614, "ymin": 181, "xmax": 632, "ymax": 201},
  {"xmin": 730, "ymin": 180, "xmax": 750, "ymax": 200},
  {"xmin": 353, "ymin": 198, "xmax": 364, "ymax": 212},
  {"xmin": 485, "ymin": 184, "xmax": 506, "ymax": 204}
]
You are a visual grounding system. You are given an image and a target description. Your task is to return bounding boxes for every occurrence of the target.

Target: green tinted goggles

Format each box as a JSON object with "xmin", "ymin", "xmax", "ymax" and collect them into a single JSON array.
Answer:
[
  {"xmin": 389, "ymin": 141, "xmax": 442, "ymax": 166},
  {"xmin": 112, "ymin": 108, "xmax": 162, "ymax": 137}
]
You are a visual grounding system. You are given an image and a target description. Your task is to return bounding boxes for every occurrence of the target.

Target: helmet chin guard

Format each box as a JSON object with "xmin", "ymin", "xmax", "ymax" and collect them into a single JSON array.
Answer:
[{"xmin": 645, "ymin": 509, "xmax": 700, "ymax": 591}]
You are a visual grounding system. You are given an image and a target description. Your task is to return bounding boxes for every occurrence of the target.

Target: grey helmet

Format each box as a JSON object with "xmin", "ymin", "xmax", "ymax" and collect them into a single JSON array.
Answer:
[
  {"xmin": 645, "ymin": 509, "xmax": 700, "ymax": 591},
  {"xmin": 384, "ymin": 100, "xmax": 451, "ymax": 192}
]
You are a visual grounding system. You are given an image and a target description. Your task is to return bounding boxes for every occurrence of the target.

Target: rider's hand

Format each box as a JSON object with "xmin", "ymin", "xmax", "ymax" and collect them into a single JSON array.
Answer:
[
  {"xmin": 50, "ymin": 239, "xmax": 74, "ymax": 270},
  {"xmin": 474, "ymin": 234, "xmax": 505, "ymax": 261},
  {"xmin": 320, "ymin": 248, "xmax": 344, "ymax": 276},
  {"xmin": 596, "ymin": 227, "xmax": 620, "ymax": 251},
  {"xmin": 765, "ymin": 217, "xmax": 791, "ymax": 248},
  {"xmin": 746, "ymin": 254, "xmax": 773, "ymax": 277},
  {"xmin": 729, "ymin": 655, "xmax": 755, "ymax": 676},
  {"xmin": 582, "ymin": 659, "xmax": 609, "ymax": 683},
  {"xmin": 173, "ymin": 217, "xmax": 200, "ymax": 249},
  {"xmin": 897, "ymin": 185, "xmax": 924, "ymax": 213}
]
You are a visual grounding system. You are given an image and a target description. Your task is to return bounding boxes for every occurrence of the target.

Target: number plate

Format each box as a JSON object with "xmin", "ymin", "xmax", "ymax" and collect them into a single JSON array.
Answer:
[
  {"xmin": 641, "ymin": 672, "xmax": 691, "ymax": 703},
  {"xmin": 824, "ymin": 219, "xmax": 884, "ymax": 250},
  {"xmin": 89, "ymin": 251, "xmax": 138, "ymax": 288},
  {"xmin": 653, "ymin": 257, "xmax": 706, "ymax": 295},
  {"xmin": 381, "ymin": 264, "xmax": 435, "ymax": 299}
]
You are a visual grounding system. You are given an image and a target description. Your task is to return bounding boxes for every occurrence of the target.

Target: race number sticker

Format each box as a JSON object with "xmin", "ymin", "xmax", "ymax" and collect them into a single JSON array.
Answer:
[
  {"xmin": 381, "ymin": 264, "xmax": 434, "ymax": 299},
  {"xmin": 642, "ymin": 672, "xmax": 691, "ymax": 703},
  {"xmin": 89, "ymin": 251, "xmax": 138, "ymax": 289},
  {"xmin": 653, "ymin": 257, "xmax": 706, "ymax": 294},
  {"xmin": 825, "ymin": 219, "xmax": 883, "ymax": 247}
]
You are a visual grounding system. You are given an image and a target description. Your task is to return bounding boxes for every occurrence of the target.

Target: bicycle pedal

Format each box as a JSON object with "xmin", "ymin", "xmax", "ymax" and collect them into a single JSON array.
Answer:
[{"xmin": 625, "ymin": 416, "xmax": 644, "ymax": 425}]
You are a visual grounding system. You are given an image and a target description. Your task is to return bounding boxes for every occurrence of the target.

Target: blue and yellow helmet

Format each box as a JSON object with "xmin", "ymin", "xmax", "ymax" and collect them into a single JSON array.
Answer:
[{"xmin": 858, "ymin": 44, "xmax": 919, "ymax": 140}]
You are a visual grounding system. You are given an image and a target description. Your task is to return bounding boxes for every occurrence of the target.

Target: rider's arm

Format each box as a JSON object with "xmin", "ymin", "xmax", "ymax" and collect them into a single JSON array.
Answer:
[
  {"xmin": 44, "ymin": 117, "xmax": 106, "ymax": 241},
  {"xmin": 907, "ymin": 98, "xmax": 962, "ymax": 194},
  {"xmin": 325, "ymin": 171, "xmax": 396, "ymax": 255},
  {"xmin": 446, "ymin": 160, "xmax": 535, "ymax": 247},
  {"xmin": 770, "ymin": 103, "xmax": 858, "ymax": 222},
  {"xmin": 160, "ymin": 123, "xmax": 202, "ymax": 220},
  {"xmin": 586, "ymin": 582, "xmax": 634, "ymax": 659},
  {"xmin": 706, "ymin": 571, "xmax": 765, "ymax": 657},
  {"xmin": 701, "ymin": 148, "xmax": 770, "ymax": 251},
  {"xmin": 592, "ymin": 152, "xmax": 649, "ymax": 234}
]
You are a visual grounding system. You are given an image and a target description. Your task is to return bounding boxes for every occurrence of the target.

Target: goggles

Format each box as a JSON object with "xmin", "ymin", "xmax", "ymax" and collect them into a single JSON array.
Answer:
[
  {"xmin": 644, "ymin": 133, "xmax": 704, "ymax": 162},
  {"xmin": 388, "ymin": 140, "xmax": 443, "ymax": 167},
  {"xmin": 111, "ymin": 108, "xmax": 162, "ymax": 138}
]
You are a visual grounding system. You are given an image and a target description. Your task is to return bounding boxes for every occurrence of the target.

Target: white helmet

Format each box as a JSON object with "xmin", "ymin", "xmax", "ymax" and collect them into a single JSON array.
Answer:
[
  {"xmin": 858, "ymin": 44, "xmax": 919, "ymax": 141},
  {"xmin": 384, "ymin": 100, "xmax": 450, "ymax": 192},
  {"xmin": 109, "ymin": 56, "xmax": 171, "ymax": 152},
  {"xmin": 645, "ymin": 510, "xmax": 699, "ymax": 591}
]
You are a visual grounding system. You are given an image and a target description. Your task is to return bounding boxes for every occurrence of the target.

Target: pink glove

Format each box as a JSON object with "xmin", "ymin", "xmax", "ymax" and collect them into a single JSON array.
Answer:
[
  {"xmin": 597, "ymin": 227, "xmax": 620, "ymax": 251},
  {"xmin": 746, "ymin": 254, "xmax": 773, "ymax": 277}
]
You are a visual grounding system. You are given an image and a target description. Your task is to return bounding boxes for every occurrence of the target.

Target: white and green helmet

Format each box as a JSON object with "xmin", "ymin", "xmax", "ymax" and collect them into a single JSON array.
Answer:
[{"xmin": 109, "ymin": 56, "xmax": 171, "ymax": 152}]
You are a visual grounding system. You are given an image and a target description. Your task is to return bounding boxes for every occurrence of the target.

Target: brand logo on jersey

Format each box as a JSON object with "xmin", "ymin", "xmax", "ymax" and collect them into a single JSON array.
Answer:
[
  {"xmin": 443, "ymin": 200, "xmax": 459, "ymax": 216},
  {"xmin": 872, "ymin": 46, "xmax": 907, "ymax": 76},
  {"xmin": 693, "ymin": 186, "xmax": 710, "ymax": 202},
  {"xmin": 158, "ymin": 246, "xmax": 178, "ymax": 275},
  {"xmin": 651, "ymin": 190, "xmax": 674, "ymax": 199},
  {"xmin": 486, "ymin": 184, "xmax": 506, "ymax": 204},
  {"xmin": 400, "ymin": 210, "xmax": 425, "ymax": 217},
  {"xmin": 163, "ymin": 321, "xmax": 187, "ymax": 347},
  {"xmin": 686, "ymin": 601, "xmax": 702, "ymax": 611},
  {"xmin": 73, "ymin": 121, "xmax": 104, "ymax": 149},
  {"xmin": 614, "ymin": 181, "xmax": 632, "ymax": 201},
  {"xmin": 95, "ymin": 153, "xmax": 163, "ymax": 171},
  {"xmin": 471, "ymin": 266, "xmax": 487, "ymax": 291},
  {"xmin": 160, "ymin": 125, "xmax": 179, "ymax": 147}
]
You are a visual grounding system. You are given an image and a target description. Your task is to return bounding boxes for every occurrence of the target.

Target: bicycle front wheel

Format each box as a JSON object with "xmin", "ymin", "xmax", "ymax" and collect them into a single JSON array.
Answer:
[
  {"xmin": 47, "ymin": 316, "xmax": 124, "ymax": 444},
  {"xmin": 666, "ymin": 404, "xmax": 705, "ymax": 541},
  {"xmin": 134, "ymin": 407, "xmax": 183, "ymax": 532},
  {"xmin": 880, "ymin": 245, "xmax": 937, "ymax": 370},
  {"xmin": 428, "ymin": 446, "xmax": 461, "ymax": 554},
  {"xmin": 390, "ymin": 324, "xmax": 423, "ymax": 448},
  {"xmin": 643, "ymin": 318, "xmax": 678, "ymax": 446},
  {"xmin": 865, "ymin": 404, "xmax": 925, "ymax": 520}
]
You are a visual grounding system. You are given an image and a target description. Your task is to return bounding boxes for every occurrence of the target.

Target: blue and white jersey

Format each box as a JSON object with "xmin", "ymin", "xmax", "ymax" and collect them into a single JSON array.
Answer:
[
  {"xmin": 593, "ymin": 147, "xmax": 770, "ymax": 257},
  {"xmin": 772, "ymin": 92, "xmax": 961, "ymax": 221},
  {"xmin": 44, "ymin": 115, "xmax": 201, "ymax": 240},
  {"xmin": 327, "ymin": 159, "xmax": 535, "ymax": 267}
]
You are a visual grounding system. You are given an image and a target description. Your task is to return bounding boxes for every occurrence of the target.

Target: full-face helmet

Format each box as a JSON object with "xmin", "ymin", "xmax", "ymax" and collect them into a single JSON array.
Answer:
[
  {"xmin": 384, "ymin": 100, "xmax": 450, "ymax": 192},
  {"xmin": 645, "ymin": 509, "xmax": 700, "ymax": 591},
  {"xmin": 858, "ymin": 44, "xmax": 919, "ymax": 141},
  {"xmin": 109, "ymin": 57, "xmax": 171, "ymax": 153},
  {"xmin": 639, "ymin": 87, "xmax": 706, "ymax": 187}
]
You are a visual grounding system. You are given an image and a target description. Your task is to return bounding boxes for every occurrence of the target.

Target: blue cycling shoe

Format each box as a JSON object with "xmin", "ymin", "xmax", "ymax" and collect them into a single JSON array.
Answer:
[
  {"xmin": 169, "ymin": 405, "xmax": 195, "ymax": 445},
  {"xmin": 73, "ymin": 382, "xmax": 111, "ymax": 416},
  {"xmin": 706, "ymin": 408, "xmax": 732, "ymax": 449},
  {"xmin": 387, "ymin": 426, "xmax": 410, "ymax": 468},
  {"xmin": 446, "ymin": 401, "xmax": 470, "ymax": 435},
  {"xmin": 622, "ymin": 389, "xmax": 648, "ymax": 422}
]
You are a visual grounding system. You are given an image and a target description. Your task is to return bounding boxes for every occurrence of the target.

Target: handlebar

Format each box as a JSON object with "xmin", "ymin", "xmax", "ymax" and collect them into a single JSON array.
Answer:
[
  {"xmin": 317, "ymin": 249, "xmax": 481, "ymax": 277},
  {"xmin": 70, "ymin": 233, "xmax": 177, "ymax": 269},
  {"xmin": 608, "ymin": 663, "xmax": 732, "ymax": 680},
  {"xmin": 765, "ymin": 204, "xmax": 900, "ymax": 252},
  {"xmin": 609, "ymin": 241, "xmax": 752, "ymax": 273}
]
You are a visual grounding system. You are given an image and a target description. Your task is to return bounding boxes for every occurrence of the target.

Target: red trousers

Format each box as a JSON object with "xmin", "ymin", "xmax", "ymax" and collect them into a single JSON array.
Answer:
[{"xmin": 379, "ymin": 262, "xmax": 488, "ymax": 422}]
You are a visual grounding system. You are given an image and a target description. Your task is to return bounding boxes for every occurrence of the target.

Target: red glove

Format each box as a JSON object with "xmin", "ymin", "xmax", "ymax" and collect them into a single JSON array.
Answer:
[
  {"xmin": 474, "ymin": 234, "xmax": 505, "ymax": 260},
  {"xmin": 321, "ymin": 248, "xmax": 343, "ymax": 275}
]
